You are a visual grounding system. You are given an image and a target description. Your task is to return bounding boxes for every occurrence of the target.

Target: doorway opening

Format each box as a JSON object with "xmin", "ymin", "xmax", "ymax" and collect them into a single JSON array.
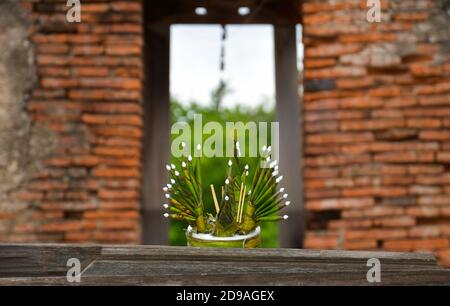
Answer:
[{"xmin": 142, "ymin": 0, "xmax": 304, "ymax": 248}]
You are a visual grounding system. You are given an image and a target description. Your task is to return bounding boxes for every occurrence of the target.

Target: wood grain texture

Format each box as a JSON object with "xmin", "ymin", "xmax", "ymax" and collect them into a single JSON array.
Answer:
[{"xmin": 0, "ymin": 244, "xmax": 449, "ymax": 285}]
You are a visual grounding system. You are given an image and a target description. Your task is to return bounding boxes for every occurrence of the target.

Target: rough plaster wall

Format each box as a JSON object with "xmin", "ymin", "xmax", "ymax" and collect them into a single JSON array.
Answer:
[{"xmin": 0, "ymin": 1, "xmax": 55, "ymax": 201}]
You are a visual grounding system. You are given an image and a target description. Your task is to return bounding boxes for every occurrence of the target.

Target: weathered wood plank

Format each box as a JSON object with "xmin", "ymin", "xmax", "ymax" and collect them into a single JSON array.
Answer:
[
  {"xmin": 0, "ymin": 244, "xmax": 449, "ymax": 285},
  {"xmin": 0, "ymin": 244, "xmax": 101, "ymax": 277}
]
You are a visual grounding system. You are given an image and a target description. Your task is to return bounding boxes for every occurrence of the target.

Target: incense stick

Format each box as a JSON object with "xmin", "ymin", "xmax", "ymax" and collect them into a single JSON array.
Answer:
[
  {"xmin": 210, "ymin": 184, "xmax": 220, "ymax": 214},
  {"xmin": 237, "ymin": 182, "xmax": 244, "ymax": 222},
  {"xmin": 239, "ymin": 185, "xmax": 246, "ymax": 223}
]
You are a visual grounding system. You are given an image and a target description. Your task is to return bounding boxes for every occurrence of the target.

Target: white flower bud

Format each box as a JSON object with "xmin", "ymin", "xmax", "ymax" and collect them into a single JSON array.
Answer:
[
  {"xmin": 167, "ymin": 184, "xmax": 172, "ymax": 189},
  {"xmin": 163, "ymin": 213, "xmax": 169, "ymax": 218},
  {"xmin": 283, "ymin": 193, "xmax": 288, "ymax": 199},
  {"xmin": 283, "ymin": 215, "xmax": 289, "ymax": 220},
  {"xmin": 163, "ymin": 204, "xmax": 169, "ymax": 209},
  {"xmin": 225, "ymin": 179, "xmax": 230, "ymax": 185},
  {"xmin": 262, "ymin": 145, "xmax": 267, "ymax": 152},
  {"xmin": 171, "ymin": 164, "xmax": 176, "ymax": 169},
  {"xmin": 225, "ymin": 196, "xmax": 229, "ymax": 201},
  {"xmin": 181, "ymin": 161, "xmax": 187, "ymax": 168},
  {"xmin": 228, "ymin": 160, "xmax": 233, "ymax": 167},
  {"xmin": 244, "ymin": 164, "xmax": 249, "ymax": 170},
  {"xmin": 162, "ymin": 187, "xmax": 168, "ymax": 192},
  {"xmin": 285, "ymin": 201, "xmax": 291, "ymax": 206},
  {"xmin": 270, "ymin": 160, "xmax": 278, "ymax": 168},
  {"xmin": 280, "ymin": 188, "xmax": 285, "ymax": 193},
  {"xmin": 165, "ymin": 194, "xmax": 170, "ymax": 199},
  {"xmin": 171, "ymin": 179, "xmax": 176, "ymax": 184},
  {"xmin": 276, "ymin": 176, "xmax": 283, "ymax": 183},
  {"xmin": 272, "ymin": 171, "xmax": 279, "ymax": 177},
  {"xmin": 188, "ymin": 155, "xmax": 192, "ymax": 162},
  {"xmin": 174, "ymin": 171, "xmax": 180, "ymax": 176},
  {"xmin": 166, "ymin": 165, "xmax": 171, "ymax": 171}
]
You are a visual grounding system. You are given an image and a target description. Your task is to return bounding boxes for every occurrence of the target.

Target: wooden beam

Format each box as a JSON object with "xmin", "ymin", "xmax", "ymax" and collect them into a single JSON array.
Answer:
[
  {"xmin": 148, "ymin": 0, "xmax": 302, "ymax": 25},
  {"xmin": 142, "ymin": 19, "xmax": 171, "ymax": 245},
  {"xmin": 1, "ymin": 244, "xmax": 450, "ymax": 285},
  {"xmin": 274, "ymin": 25, "xmax": 304, "ymax": 248}
]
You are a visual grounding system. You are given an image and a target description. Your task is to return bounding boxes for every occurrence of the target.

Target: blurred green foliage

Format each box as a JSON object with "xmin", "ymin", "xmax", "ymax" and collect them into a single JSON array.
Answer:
[{"xmin": 168, "ymin": 98, "xmax": 279, "ymax": 248}]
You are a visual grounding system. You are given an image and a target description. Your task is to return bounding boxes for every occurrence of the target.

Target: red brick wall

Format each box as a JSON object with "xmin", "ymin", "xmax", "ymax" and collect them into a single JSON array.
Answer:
[
  {"xmin": 302, "ymin": 0, "xmax": 450, "ymax": 267},
  {"xmin": 0, "ymin": 0, "xmax": 144, "ymax": 243}
]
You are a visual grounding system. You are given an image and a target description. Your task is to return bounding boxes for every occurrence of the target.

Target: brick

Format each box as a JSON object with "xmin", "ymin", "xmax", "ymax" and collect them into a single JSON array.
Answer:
[
  {"xmin": 304, "ymin": 236, "xmax": 338, "ymax": 249},
  {"xmin": 97, "ymin": 219, "xmax": 138, "ymax": 230},
  {"xmin": 305, "ymin": 189, "xmax": 340, "ymax": 199},
  {"xmin": 111, "ymin": 2, "xmax": 142, "ymax": 12},
  {"xmin": 346, "ymin": 229, "xmax": 408, "ymax": 241},
  {"xmin": 305, "ymin": 154, "xmax": 371, "ymax": 167},
  {"xmin": 328, "ymin": 219, "xmax": 372, "ymax": 230},
  {"xmin": 41, "ymin": 221, "xmax": 83, "ymax": 233},
  {"xmin": 394, "ymin": 12, "xmax": 428, "ymax": 21},
  {"xmin": 92, "ymin": 126, "xmax": 143, "ymax": 138},
  {"xmin": 339, "ymin": 33, "xmax": 395, "ymax": 43},
  {"xmin": 374, "ymin": 216, "xmax": 416, "ymax": 228},
  {"xmin": 411, "ymin": 63, "xmax": 443, "ymax": 77},
  {"xmin": 304, "ymin": 110, "xmax": 367, "ymax": 122},
  {"xmin": 415, "ymin": 83, "xmax": 450, "ymax": 95},
  {"xmin": 305, "ymin": 120, "xmax": 338, "ymax": 133},
  {"xmin": 408, "ymin": 165, "xmax": 445, "ymax": 175},
  {"xmin": 106, "ymin": 45, "xmax": 141, "ymax": 55},
  {"xmin": 342, "ymin": 187, "xmax": 406, "ymax": 197},
  {"xmin": 343, "ymin": 240, "xmax": 377, "ymax": 250},
  {"xmin": 304, "ymin": 66, "xmax": 366, "ymax": 79},
  {"xmin": 71, "ymin": 155, "xmax": 100, "ymax": 167},
  {"xmin": 93, "ymin": 231, "xmax": 140, "ymax": 242},
  {"xmin": 409, "ymin": 226, "xmax": 441, "ymax": 238},
  {"xmin": 98, "ymin": 190, "xmax": 139, "ymax": 200},
  {"xmin": 340, "ymin": 118, "xmax": 404, "ymax": 131},
  {"xmin": 82, "ymin": 114, "xmax": 143, "ymax": 126},
  {"xmin": 437, "ymin": 152, "xmax": 450, "ymax": 163},
  {"xmin": 336, "ymin": 77, "xmax": 374, "ymax": 89},
  {"xmin": 74, "ymin": 67, "xmax": 109, "ymax": 77},
  {"xmin": 84, "ymin": 210, "xmax": 139, "ymax": 220},
  {"xmin": 41, "ymin": 78, "xmax": 77, "ymax": 88},
  {"xmin": 9, "ymin": 191, "xmax": 44, "ymax": 202},
  {"xmin": 374, "ymin": 152, "xmax": 434, "ymax": 163},
  {"xmin": 416, "ymin": 173, "xmax": 450, "ymax": 185},
  {"xmin": 384, "ymin": 239, "xmax": 448, "ymax": 252},
  {"xmin": 420, "ymin": 130, "xmax": 450, "ymax": 140},
  {"xmin": 304, "ymin": 58, "xmax": 336, "ymax": 69},
  {"xmin": 419, "ymin": 94, "xmax": 450, "ymax": 106},
  {"xmin": 95, "ymin": 147, "xmax": 140, "ymax": 158},
  {"xmin": 339, "ymin": 96, "xmax": 383, "ymax": 109},
  {"xmin": 406, "ymin": 118, "xmax": 441, "ymax": 128},
  {"xmin": 99, "ymin": 201, "xmax": 140, "ymax": 210},
  {"xmin": 92, "ymin": 167, "xmax": 140, "ymax": 178},
  {"xmin": 418, "ymin": 196, "xmax": 450, "ymax": 206},
  {"xmin": 305, "ymin": 44, "xmax": 362, "ymax": 58},
  {"xmin": 306, "ymin": 132, "xmax": 373, "ymax": 144},
  {"xmin": 409, "ymin": 185, "xmax": 442, "ymax": 195},
  {"xmin": 407, "ymin": 206, "xmax": 441, "ymax": 217},
  {"xmin": 306, "ymin": 197, "xmax": 374, "ymax": 211}
]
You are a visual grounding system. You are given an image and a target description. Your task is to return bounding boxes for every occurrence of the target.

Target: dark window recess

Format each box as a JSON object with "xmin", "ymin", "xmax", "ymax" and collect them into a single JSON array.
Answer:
[
  {"xmin": 64, "ymin": 211, "xmax": 83, "ymax": 220},
  {"xmin": 306, "ymin": 210, "xmax": 341, "ymax": 231}
]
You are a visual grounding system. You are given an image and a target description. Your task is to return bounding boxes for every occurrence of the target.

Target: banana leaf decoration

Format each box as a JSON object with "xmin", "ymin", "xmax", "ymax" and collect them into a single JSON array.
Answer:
[{"xmin": 163, "ymin": 142, "xmax": 289, "ymax": 239}]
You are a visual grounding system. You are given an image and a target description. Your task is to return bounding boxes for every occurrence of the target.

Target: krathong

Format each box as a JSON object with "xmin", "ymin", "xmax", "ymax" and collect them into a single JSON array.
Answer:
[{"xmin": 163, "ymin": 142, "xmax": 289, "ymax": 248}]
